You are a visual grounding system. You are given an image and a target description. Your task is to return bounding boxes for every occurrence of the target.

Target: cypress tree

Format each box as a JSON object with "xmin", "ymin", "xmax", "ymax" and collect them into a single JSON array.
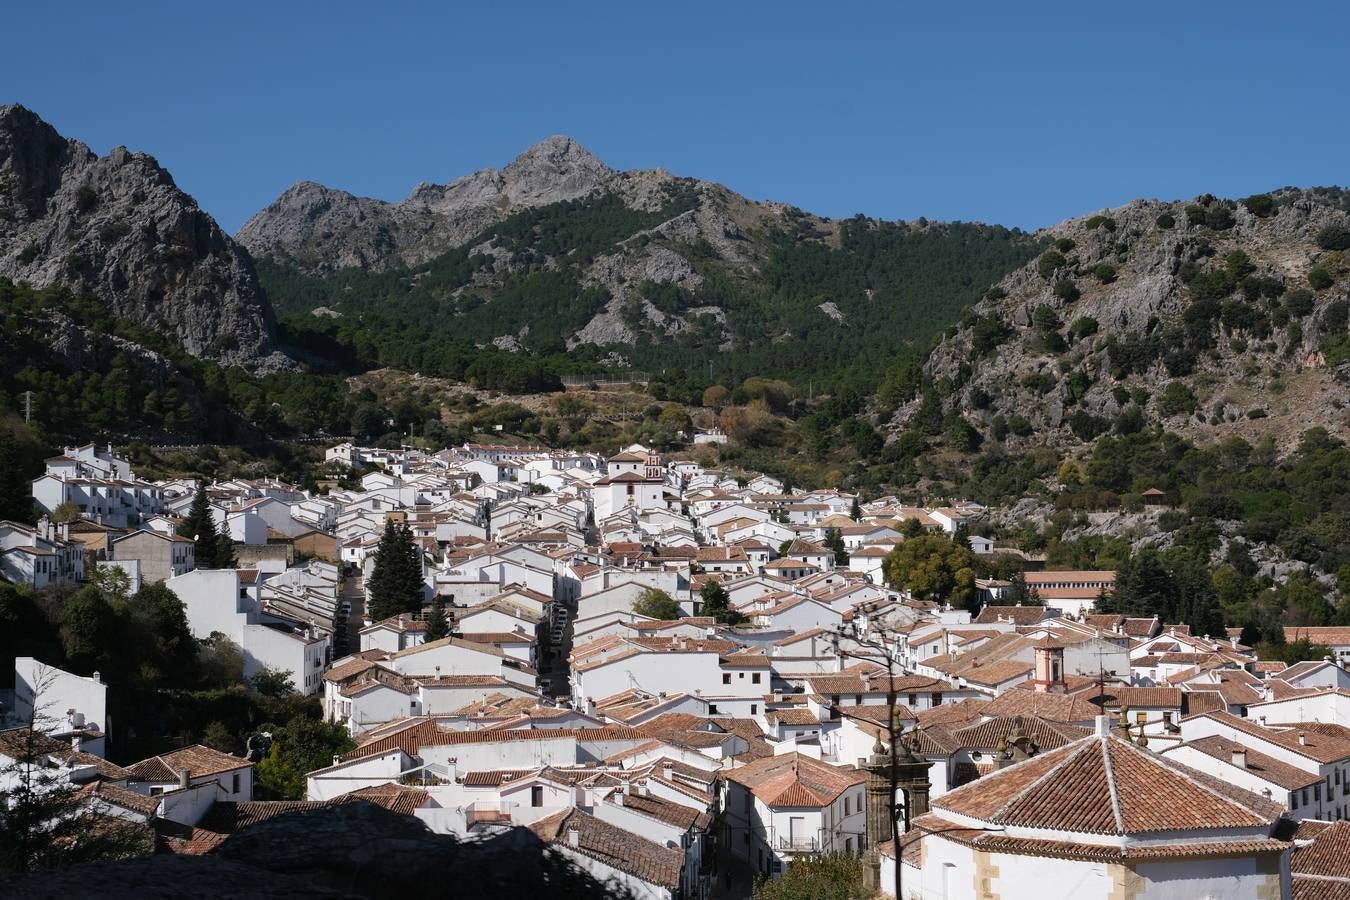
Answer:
[
  {"xmin": 177, "ymin": 483, "xmax": 219, "ymax": 569},
  {"xmin": 423, "ymin": 596, "xmax": 449, "ymax": 642},
  {"xmin": 368, "ymin": 520, "xmax": 423, "ymax": 621}
]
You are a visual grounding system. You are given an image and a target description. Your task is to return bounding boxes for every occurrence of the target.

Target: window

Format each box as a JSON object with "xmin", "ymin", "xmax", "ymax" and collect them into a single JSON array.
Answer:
[
  {"xmin": 752, "ymin": 672, "xmax": 761, "ymax": 684},
  {"xmin": 750, "ymin": 704, "xmax": 758, "ymax": 715},
  {"xmin": 1292, "ymin": 792, "xmax": 1299, "ymax": 810},
  {"xmin": 1316, "ymin": 785, "xmax": 1322, "ymax": 801},
  {"xmin": 531, "ymin": 786, "xmax": 544, "ymax": 807},
  {"xmin": 723, "ymin": 673, "xmax": 732, "ymax": 685},
  {"xmin": 932, "ymin": 693, "xmax": 943, "ymax": 706},
  {"xmin": 855, "ymin": 695, "xmax": 863, "ymax": 704},
  {"xmin": 844, "ymin": 796, "xmax": 850, "ymax": 815},
  {"xmin": 232, "ymin": 773, "xmax": 240, "ymax": 794},
  {"xmin": 709, "ymin": 704, "xmax": 719, "ymax": 714},
  {"xmin": 831, "ymin": 694, "xmax": 840, "ymax": 706},
  {"xmin": 908, "ymin": 693, "xmax": 917, "ymax": 707}
]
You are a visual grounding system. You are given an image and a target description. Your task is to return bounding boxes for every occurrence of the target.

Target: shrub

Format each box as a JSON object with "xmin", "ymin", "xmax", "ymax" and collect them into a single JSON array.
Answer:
[
  {"xmin": 1069, "ymin": 411, "xmax": 1109, "ymax": 441},
  {"xmin": 1071, "ymin": 316, "xmax": 1099, "ymax": 339},
  {"xmin": 1008, "ymin": 414, "xmax": 1033, "ymax": 437},
  {"xmin": 1092, "ymin": 263, "xmax": 1118, "ymax": 284},
  {"xmin": 1032, "ymin": 305, "xmax": 1061, "ymax": 332},
  {"xmin": 1308, "ymin": 267, "xmax": 1333, "ymax": 290},
  {"xmin": 1246, "ymin": 408, "xmax": 1268, "ymax": 419},
  {"xmin": 1037, "ymin": 250, "xmax": 1067, "ymax": 279},
  {"xmin": 1055, "ymin": 238, "xmax": 1076, "ymax": 253},
  {"xmin": 1285, "ymin": 289, "xmax": 1314, "ymax": 317},
  {"xmin": 1184, "ymin": 205, "xmax": 1208, "ymax": 226},
  {"xmin": 1242, "ymin": 194, "xmax": 1276, "ymax": 218},
  {"xmin": 17, "ymin": 244, "xmax": 40, "ymax": 265},
  {"xmin": 1156, "ymin": 213, "xmax": 1176, "ymax": 229},
  {"xmin": 984, "ymin": 285, "xmax": 1008, "ymax": 301},
  {"xmin": 1053, "ymin": 279, "xmax": 1080, "ymax": 302},
  {"xmin": 1158, "ymin": 381, "xmax": 1198, "ymax": 416},
  {"xmin": 1316, "ymin": 225, "xmax": 1350, "ymax": 251},
  {"xmin": 1085, "ymin": 215, "xmax": 1117, "ymax": 231},
  {"xmin": 1205, "ymin": 205, "xmax": 1236, "ymax": 230},
  {"xmin": 75, "ymin": 185, "xmax": 99, "ymax": 214}
]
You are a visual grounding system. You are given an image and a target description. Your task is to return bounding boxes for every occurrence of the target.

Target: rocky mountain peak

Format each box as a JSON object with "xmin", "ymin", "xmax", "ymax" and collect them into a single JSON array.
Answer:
[
  {"xmin": 500, "ymin": 134, "xmax": 610, "ymax": 206},
  {"xmin": 0, "ymin": 105, "xmax": 290, "ymax": 370},
  {"xmin": 238, "ymin": 135, "xmax": 621, "ymax": 272}
]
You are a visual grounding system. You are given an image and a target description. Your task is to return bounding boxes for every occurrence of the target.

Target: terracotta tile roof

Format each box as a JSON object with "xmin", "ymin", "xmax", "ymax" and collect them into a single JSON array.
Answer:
[
  {"xmin": 604, "ymin": 789, "xmax": 711, "ymax": 832},
  {"xmin": 983, "ymin": 690, "xmax": 1102, "ymax": 723},
  {"xmin": 127, "ymin": 745, "xmax": 251, "ymax": 781},
  {"xmin": 914, "ymin": 697, "xmax": 991, "ymax": 728},
  {"xmin": 951, "ymin": 716, "xmax": 1092, "ymax": 752},
  {"xmin": 765, "ymin": 708, "xmax": 821, "ymax": 727},
  {"xmin": 1090, "ymin": 686, "xmax": 1183, "ymax": 709},
  {"xmin": 1291, "ymin": 820, "xmax": 1350, "ymax": 885},
  {"xmin": 960, "ymin": 658, "xmax": 1034, "ymax": 687},
  {"xmin": 529, "ymin": 808, "xmax": 682, "ymax": 889},
  {"xmin": 933, "ymin": 733, "xmax": 1286, "ymax": 835},
  {"xmin": 908, "ymin": 815, "xmax": 1289, "ymax": 863},
  {"xmin": 1181, "ymin": 691, "xmax": 1228, "ymax": 718},
  {"xmin": 973, "ymin": 606, "xmax": 1055, "ymax": 625},
  {"xmin": 1198, "ymin": 711, "xmax": 1350, "ymax": 764},
  {"xmin": 725, "ymin": 752, "xmax": 865, "ymax": 807},
  {"xmin": 343, "ymin": 722, "xmax": 645, "ymax": 761},
  {"xmin": 805, "ymin": 672, "xmax": 954, "ymax": 696},
  {"xmin": 1172, "ymin": 735, "xmax": 1321, "ymax": 791},
  {"xmin": 83, "ymin": 781, "xmax": 160, "ymax": 817}
]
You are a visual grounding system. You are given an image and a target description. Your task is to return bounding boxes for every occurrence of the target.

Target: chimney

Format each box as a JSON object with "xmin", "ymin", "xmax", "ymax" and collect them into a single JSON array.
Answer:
[
  {"xmin": 1231, "ymin": 748, "xmax": 1248, "ymax": 769},
  {"xmin": 1299, "ymin": 731, "xmax": 1307, "ymax": 746},
  {"xmin": 178, "ymin": 769, "xmax": 191, "ymax": 790},
  {"xmin": 92, "ymin": 671, "xmax": 101, "ymax": 684},
  {"xmin": 1258, "ymin": 715, "xmax": 1267, "ymax": 727},
  {"xmin": 332, "ymin": 755, "xmax": 340, "ymax": 765},
  {"xmin": 614, "ymin": 790, "xmax": 623, "ymax": 806},
  {"xmin": 664, "ymin": 764, "xmax": 673, "ymax": 781},
  {"xmin": 1094, "ymin": 715, "xmax": 1112, "ymax": 737}
]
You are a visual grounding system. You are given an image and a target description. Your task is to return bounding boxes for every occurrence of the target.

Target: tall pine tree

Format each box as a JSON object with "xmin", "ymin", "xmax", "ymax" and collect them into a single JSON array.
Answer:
[
  {"xmin": 367, "ymin": 520, "xmax": 423, "ymax": 621},
  {"xmin": 177, "ymin": 483, "xmax": 220, "ymax": 570},
  {"xmin": 423, "ymin": 596, "xmax": 449, "ymax": 642}
]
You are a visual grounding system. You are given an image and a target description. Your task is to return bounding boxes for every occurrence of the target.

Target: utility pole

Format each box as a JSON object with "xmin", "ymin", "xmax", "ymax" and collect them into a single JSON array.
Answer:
[{"xmin": 21, "ymin": 390, "xmax": 34, "ymax": 424}]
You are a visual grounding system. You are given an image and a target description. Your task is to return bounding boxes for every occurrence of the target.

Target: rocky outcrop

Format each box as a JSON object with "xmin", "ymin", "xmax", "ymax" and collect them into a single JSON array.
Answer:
[
  {"xmin": 238, "ymin": 135, "xmax": 615, "ymax": 272},
  {"xmin": 0, "ymin": 105, "xmax": 290, "ymax": 371},
  {"xmin": 897, "ymin": 189, "xmax": 1350, "ymax": 452}
]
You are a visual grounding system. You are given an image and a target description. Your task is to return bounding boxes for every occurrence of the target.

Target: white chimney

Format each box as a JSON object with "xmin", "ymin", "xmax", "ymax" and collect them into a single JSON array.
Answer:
[
  {"xmin": 1094, "ymin": 715, "xmax": 1112, "ymax": 737},
  {"xmin": 614, "ymin": 791, "xmax": 623, "ymax": 807},
  {"xmin": 664, "ymin": 765, "xmax": 673, "ymax": 781},
  {"xmin": 178, "ymin": 769, "xmax": 191, "ymax": 790},
  {"xmin": 1258, "ymin": 715, "xmax": 1267, "ymax": 727},
  {"xmin": 1231, "ymin": 748, "xmax": 1248, "ymax": 769},
  {"xmin": 1299, "ymin": 731, "xmax": 1307, "ymax": 746},
  {"xmin": 567, "ymin": 827, "xmax": 580, "ymax": 847}
]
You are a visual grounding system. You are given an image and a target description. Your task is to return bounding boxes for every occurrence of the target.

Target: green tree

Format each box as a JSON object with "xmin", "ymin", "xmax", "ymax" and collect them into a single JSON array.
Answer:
[
  {"xmin": 1005, "ymin": 572, "xmax": 1042, "ymax": 606},
  {"xmin": 367, "ymin": 520, "xmax": 424, "ymax": 621},
  {"xmin": 822, "ymin": 527, "xmax": 850, "ymax": 565},
  {"xmin": 177, "ymin": 484, "xmax": 221, "ymax": 570},
  {"xmin": 752, "ymin": 853, "xmax": 867, "ymax": 900},
  {"xmin": 423, "ymin": 595, "xmax": 450, "ymax": 642},
  {"xmin": 632, "ymin": 587, "xmax": 680, "ymax": 620},
  {"xmin": 698, "ymin": 581, "xmax": 740, "ymax": 625},
  {"xmin": 883, "ymin": 533, "xmax": 977, "ymax": 612},
  {"xmin": 249, "ymin": 667, "xmax": 297, "ymax": 698},
  {"xmin": 254, "ymin": 742, "xmax": 302, "ymax": 800}
]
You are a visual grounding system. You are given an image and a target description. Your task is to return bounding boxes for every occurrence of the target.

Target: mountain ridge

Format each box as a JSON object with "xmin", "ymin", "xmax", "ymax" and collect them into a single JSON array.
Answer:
[{"xmin": 0, "ymin": 104, "xmax": 290, "ymax": 371}]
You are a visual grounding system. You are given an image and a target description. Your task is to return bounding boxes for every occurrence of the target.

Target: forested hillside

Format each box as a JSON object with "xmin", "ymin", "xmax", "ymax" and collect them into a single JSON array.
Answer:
[{"xmin": 259, "ymin": 188, "xmax": 1040, "ymax": 399}]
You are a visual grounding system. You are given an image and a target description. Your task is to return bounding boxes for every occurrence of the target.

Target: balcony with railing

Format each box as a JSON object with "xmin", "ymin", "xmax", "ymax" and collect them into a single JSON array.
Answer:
[{"xmin": 775, "ymin": 834, "xmax": 820, "ymax": 852}]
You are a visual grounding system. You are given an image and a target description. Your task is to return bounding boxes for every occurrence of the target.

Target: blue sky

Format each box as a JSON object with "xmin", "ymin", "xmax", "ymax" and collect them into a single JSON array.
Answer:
[{"xmin": 4, "ymin": 1, "xmax": 1346, "ymax": 234}]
